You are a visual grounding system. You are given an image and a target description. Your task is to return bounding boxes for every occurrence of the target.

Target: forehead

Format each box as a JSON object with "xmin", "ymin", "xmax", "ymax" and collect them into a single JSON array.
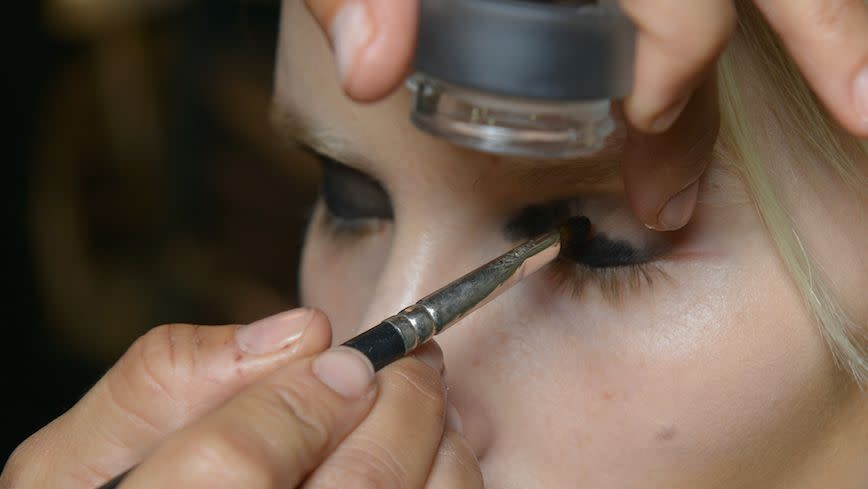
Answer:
[{"xmin": 275, "ymin": 3, "xmax": 452, "ymax": 178}]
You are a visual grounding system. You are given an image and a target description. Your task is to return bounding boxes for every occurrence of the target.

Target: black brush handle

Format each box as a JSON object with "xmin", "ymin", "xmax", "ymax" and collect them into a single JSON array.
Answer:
[{"xmin": 342, "ymin": 321, "xmax": 408, "ymax": 371}]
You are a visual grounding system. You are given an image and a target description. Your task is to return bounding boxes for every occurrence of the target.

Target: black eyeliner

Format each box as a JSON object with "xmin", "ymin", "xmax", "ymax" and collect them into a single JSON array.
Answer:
[
  {"xmin": 505, "ymin": 201, "xmax": 653, "ymax": 268},
  {"xmin": 563, "ymin": 233, "xmax": 652, "ymax": 268},
  {"xmin": 503, "ymin": 201, "xmax": 572, "ymax": 241}
]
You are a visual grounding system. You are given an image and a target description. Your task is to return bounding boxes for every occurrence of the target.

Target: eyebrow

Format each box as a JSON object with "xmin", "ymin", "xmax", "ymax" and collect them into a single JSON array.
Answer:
[
  {"xmin": 270, "ymin": 103, "xmax": 625, "ymax": 188},
  {"xmin": 270, "ymin": 104, "xmax": 366, "ymax": 165}
]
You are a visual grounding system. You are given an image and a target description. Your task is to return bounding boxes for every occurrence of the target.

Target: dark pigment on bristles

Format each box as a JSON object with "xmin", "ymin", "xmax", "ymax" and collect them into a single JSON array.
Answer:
[
  {"xmin": 557, "ymin": 216, "xmax": 592, "ymax": 261},
  {"xmin": 506, "ymin": 202, "xmax": 651, "ymax": 268},
  {"xmin": 559, "ymin": 216, "xmax": 651, "ymax": 268}
]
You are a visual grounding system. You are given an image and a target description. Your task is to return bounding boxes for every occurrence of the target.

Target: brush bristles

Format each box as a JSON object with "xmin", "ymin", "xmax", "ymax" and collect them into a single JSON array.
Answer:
[{"xmin": 558, "ymin": 216, "xmax": 592, "ymax": 261}]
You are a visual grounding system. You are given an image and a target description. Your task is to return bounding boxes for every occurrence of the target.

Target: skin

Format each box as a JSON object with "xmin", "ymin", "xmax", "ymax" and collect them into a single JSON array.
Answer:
[
  {"xmin": 284, "ymin": 1, "xmax": 868, "ymax": 488},
  {"xmin": 3, "ymin": 2, "xmax": 867, "ymax": 489},
  {"xmin": 304, "ymin": 0, "xmax": 868, "ymax": 232}
]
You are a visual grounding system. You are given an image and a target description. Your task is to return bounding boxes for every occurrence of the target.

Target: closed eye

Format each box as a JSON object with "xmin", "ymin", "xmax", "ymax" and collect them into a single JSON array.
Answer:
[
  {"xmin": 318, "ymin": 153, "xmax": 393, "ymax": 232},
  {"xmin": 505, "ymin": 199, "xmax": 671, "ymax": 301}
]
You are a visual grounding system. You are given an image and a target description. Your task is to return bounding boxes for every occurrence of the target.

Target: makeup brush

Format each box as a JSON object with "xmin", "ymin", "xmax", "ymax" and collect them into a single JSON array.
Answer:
[
  {"xmin": 95, "ymin": 216, "xmax": 591, "ymax": 489},
  {"xmin": 343, "ymin": 215, "xmax": 591, "ymax": 370}
]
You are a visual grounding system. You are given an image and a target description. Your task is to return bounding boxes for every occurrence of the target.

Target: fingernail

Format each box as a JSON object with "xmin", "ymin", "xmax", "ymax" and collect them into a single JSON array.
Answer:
[
  {"xmin": 654, "ymin": 180, "xmax": 700, "ymax": 231},
  {"xmin": 313, "ymin": 348, "xmax": 375, "ymax": 400},
  {"xmin": 445, "ymin": 403, "xmax": 464, "ymax": 434},
  {"xmin": 414, "ymin": 345, "xmax": 444, "ymax": 374},
  {"xmin": 236, "ymin": 309, "xmax": 312, "ymax": 355},
  {"xmin": 650, "ymin": 96, "xmax": 690, "ymax": 133},
  {"xmin": 854, "ymin": 66, "xmax": 868, "ymax": 127},
  {"xmin": 330, "ymin": 1, "xmax": 374, "ymax": 85}
]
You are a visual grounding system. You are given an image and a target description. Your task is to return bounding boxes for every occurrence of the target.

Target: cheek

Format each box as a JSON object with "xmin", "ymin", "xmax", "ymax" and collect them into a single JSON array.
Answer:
[
  {"xmin": 300, "ymin": 213, "xmax": 392, "ymax": 343},
  {"xmin": 453, "ymin": 239, "xmax": 845, "ymax": 486}
]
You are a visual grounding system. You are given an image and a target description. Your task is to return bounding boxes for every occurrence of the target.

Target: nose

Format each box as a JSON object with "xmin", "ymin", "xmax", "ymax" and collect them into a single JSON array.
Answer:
[
  {"xmin": 356, "ymin": 216, "xmax": 510, "ymax": 326},
  {"xmin": 356, "ymin": 217, "xmax": 503, "ymax": 458}
]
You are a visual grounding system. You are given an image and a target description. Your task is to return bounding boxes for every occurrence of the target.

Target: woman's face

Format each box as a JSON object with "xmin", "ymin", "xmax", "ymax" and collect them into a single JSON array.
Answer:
[{"xmin": 276, "ymin": 3, "xmax": 867, "ymax": 488}]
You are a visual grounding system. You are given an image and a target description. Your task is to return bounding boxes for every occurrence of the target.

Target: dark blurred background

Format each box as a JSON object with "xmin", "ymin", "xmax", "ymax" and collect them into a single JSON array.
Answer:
[{"xmin": 4, "ymin": 0, "xmax": 320, "ymax": 463}]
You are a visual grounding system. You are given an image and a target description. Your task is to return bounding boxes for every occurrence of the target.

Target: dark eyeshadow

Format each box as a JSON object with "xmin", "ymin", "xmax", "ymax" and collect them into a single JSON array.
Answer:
[
  {"xmin": 505, "ymin": 201, "xmax": 648, "ymax": 268},
  {"xmin": 569, "ymin": 233, "xmax": 648, "ymax": 268},
  {"xmin": 503, "ymin": 200, "xmax": 572, "ymax": 241}
]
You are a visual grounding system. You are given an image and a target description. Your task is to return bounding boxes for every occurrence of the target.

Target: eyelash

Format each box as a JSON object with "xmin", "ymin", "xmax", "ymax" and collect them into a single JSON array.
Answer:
[
  {"xmin": 320, "ymin": 206, "xmax": 389, "ymax": 237},
  {"xmin": 320, "ymin": 200, "xmax": 667, "ymax": 299},
  {"xmin": 545, "ymin": 259, "xmax": 668, "ymax": 303}
]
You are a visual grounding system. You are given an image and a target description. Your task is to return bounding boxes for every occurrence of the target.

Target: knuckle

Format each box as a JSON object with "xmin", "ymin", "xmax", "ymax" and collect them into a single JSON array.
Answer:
[
  {"xmin": 109, "ymin": 323, "xmax": 212, "ymax": 428},
  {"xmin": 145, "ymin": 323, "xmax": 202, "ymax": 377},
  {"xmin": 127, "ymin": 324, "xmax": 204, "ymax": 399},
  {"xmin": 179, "ymin": 428, "xmax": 278, "ymax": 488},
  {"xmin": 0, "ymin": 442, "xmax": 32, "ymax": 487},
  {"xmin": 124, "ymin": 326, "xmax": 184, "ymax": 407}
]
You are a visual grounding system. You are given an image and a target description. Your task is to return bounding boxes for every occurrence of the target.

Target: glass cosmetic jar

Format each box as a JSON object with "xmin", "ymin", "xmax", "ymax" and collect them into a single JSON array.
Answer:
[{"xmin": 408, "ymin": 0, "xmax": 636, "ymax": 159}]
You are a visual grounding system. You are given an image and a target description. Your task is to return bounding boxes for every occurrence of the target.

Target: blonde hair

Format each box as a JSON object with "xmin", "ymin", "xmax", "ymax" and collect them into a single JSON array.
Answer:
[{"xmin": 717, "ymin": 1, "xmax": 868, "ymax": 384}]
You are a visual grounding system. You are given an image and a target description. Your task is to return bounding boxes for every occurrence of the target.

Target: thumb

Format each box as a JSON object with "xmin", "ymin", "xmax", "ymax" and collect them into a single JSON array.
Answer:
[
  {"xmin": 122, "ymin": 347, "xmax": 377, "ymax": 489},
  {"xmin": 2, "ymin": 308, "xmax": 332, "ymax": 489},
  {"xmin": 302, "ymin": 0, "xmax": 417, "ymax": 101}
]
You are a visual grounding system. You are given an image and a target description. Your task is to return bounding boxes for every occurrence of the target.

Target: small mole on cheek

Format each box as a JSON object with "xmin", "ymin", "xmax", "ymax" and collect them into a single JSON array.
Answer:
[
  {"xmin": 601, "ymin": 390, "xmax": 614, "ymax": 401},
  {"xmin": 234, "ymin": 353, "xmax": 243, "ymax": 362},
  {"xmin": 655, "ymin": 425, "xmax": 677, "ymax": 442}
]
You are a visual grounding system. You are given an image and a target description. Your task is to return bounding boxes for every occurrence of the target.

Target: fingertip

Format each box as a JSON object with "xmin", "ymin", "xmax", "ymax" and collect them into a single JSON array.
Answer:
[
  {"xmin": 623, "ymin": 93, "xmax": 659, "ymax": 133},
  {"xmin": 236, "ymin": 309, "xmax": 315, "ymax": 355},
  {"xmin": 625, "ymin": 94, "xmax": 690, "ymax": 135},
  {"xmin": 624, "ymin": 162, "xmax": 702, "ymax": 232},
  {"xmin": 652, "ymin": 179, "xmax": 700, "ymax": 231},
  {"xmin": 445, "ymin": 403, "xmax": 464, "ymax": 435},
  {"xmin": 329, "ymin": 0, "xmax": 376, "ymax": 91},
  {"xmin": 298, "ymin": 309, "xmax": 334, "ymax": 354},
  {"xmin": 751, "ymin": 0, "xmax": 868, "ymax": 138},
  {"xmin": 413, "ymin": 341, "xmax": 445, "ymax": 374},
  {"xmin": 623, "ymin": 78, "xmax": 717, "ymax": 231},
  {"xmin": 341, "ymin": 0, "xmax": 418, "ymax": 101},
  {"xmin": 313, "ymin": 347, "xmax": 377, "ymax": 400},
  {"xmin": 622, "ymin": 174, "xmax": 663, "ymax": 229},
  {"xmin": 849, "ymin": 65, "xmax": 868, "ymax": 136}
]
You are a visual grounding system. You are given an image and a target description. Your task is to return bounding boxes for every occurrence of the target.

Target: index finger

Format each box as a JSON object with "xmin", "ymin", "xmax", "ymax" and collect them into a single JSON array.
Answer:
[
  {"xmin": 121, "ymin": 348, "xmax": 377, "ymax": 489},
  {"xmin": 622, "ymin": 77, "xmax": 720, "ymax": 230},
  {"xmin": 753, "ymin": 0, "xmax": 868, "ymax": 136},
  {"xmin": 620, "ymin": 0, "xmax": 736, "ymax": 133}
]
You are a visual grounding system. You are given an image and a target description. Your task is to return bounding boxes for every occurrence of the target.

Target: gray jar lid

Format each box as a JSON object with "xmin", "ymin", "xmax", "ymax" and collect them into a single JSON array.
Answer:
[{"xmin": 413, "ymin": 0, "xmax": 636, "ymax": 101}]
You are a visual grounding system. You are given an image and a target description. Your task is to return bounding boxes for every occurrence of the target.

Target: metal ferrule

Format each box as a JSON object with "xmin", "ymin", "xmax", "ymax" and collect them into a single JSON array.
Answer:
[
  {"xmin": 381, "ymin": 305, "xmax": 438, "ymax": 353},
  {"xmin": 391, "ymin": 229, "xmax": 562, "ymax": 350}
]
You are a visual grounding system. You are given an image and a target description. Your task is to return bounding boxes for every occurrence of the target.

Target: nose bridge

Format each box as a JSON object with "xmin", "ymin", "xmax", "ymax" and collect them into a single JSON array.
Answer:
[{"xmin": 356, "ymin": 216, "xmax": 496, "ymax": 330}]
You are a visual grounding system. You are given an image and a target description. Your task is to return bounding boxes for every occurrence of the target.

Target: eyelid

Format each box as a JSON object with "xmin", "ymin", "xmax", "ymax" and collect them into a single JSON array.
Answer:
[
  {"xmin": 316, "ymin": 151, "xmax": 394, "ymax": 237},
  {"xmin": 505, "ymin": 198, "xmax": 668, "ymax": 257},
  {"xmin": 574, "ymin": 233, "xmax": 661, "ymax": 268}
]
